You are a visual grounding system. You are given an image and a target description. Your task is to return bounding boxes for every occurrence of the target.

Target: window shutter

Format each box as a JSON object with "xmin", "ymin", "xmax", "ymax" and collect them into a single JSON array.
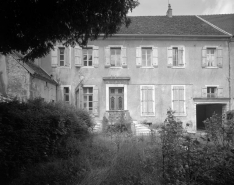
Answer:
[
  {"xmin": 179, "ymin": 86, "xmax": 185, "ymax": 114},
  {"xmin": 74, "ymin": 46, "xmax": 82, "ymax": 67},
  {"xmin": 79, "ymin": 86, "xmax": 83, "ymax": 109},
  {"xmin": 93, "ymin": 86, "xmax": 99, "ymax": 116},
  {"xmin": 202, "ymin": 87, "xmax": 207, "ymax": 97},
  {"xmin": 51, "ymin": 47, "xmax": 58, "ymax": 67},
  {"xmin": 202, "ymin": 48, "xmax": 207, "ymax": 68},
  {"xmin": 218, "ymin": 87, "xmax": 223, "ymax": 97},
  {"xmin": 121, "ymin": 47, "xmax": 127, "ymax": 68},
  {"xmin": 141, "ymin": 86, "xmax": 147, "ymax": 115},
  {"xmin": 65, "ymin": 47, "xmax": 70, "ymax": 67},
  {"xmin": 136, "ymin": 47, "xmax": 142, "ymax": 67},
  {"xmin": 152, "ymin": 47, "xmax": 158, "ymax": 67},
  {"xmin": 105, "ymin": 47, "xmax": 110, "ymax": 67},
  {"xmin": 147, "ymin": 86, "xmax": 154, "ymax": 114},
  {"xmin": 93, "ymin": 46, "xmax": 99, "ymax": 68},
  {"xmin": 167, "ymin": 47, "xmax": 173, "ymax": 68},
  {"xmin": 217, "ymin": 47, "xmax": 223, "ymax": 68},
  {"xmin": 178, "ymin": 47, "xmax": 184, "ymax": 66}
]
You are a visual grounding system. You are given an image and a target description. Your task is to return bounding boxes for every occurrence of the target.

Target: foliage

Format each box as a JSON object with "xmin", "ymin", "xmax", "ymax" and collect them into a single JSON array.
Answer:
[
  {"xmin": 0, "ymin": 98, "xmax": 93, "ymax": 184},
  {"xmin": 0, "ymin": 0, "xmax": 139, "ymax": 60},
  {"xmin": 160, "ymin": 110, "xmax": 234, "ymax": 185}
]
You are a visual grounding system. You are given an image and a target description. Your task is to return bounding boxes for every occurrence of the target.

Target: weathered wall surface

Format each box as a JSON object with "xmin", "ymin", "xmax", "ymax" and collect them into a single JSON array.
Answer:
[
  {"xmin": 6, "ymin": 55, "xmax": 30, "ymax": 101},
  {"xmin": 41, "ymin": 37, "xmax": 230, "ymax": 130}
]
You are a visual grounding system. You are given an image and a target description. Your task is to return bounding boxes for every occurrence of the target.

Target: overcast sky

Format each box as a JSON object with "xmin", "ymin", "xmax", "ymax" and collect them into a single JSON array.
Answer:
[{"xmin": 128, "ymin": 0, "xmax": 234, "ymax": 16}]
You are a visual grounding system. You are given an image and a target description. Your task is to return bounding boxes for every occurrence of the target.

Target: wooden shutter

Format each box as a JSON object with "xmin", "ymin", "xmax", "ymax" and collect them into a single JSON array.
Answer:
[
  {"xmin": 93, "ymin": 46, "xmax": 99, "ymax": 68},
  {"xmin": 105, "ymin": 47, "xmax": 110, "ymax": 67},
  {"xmin": 218, "ymin": 87, "xmax": 223, "ymax": 97},
  {"xmin": 179, "ymin": 86, "xmax": 185, "ymax": 114},
  {"xmin": 202, "ymin": 87, "xmax": 207, "ymax": 97},
  {"xmin": 141, "ymin": 86, "xmax": 147, "ymax": 115},
  {"xmin": 172, "ymin": 86, "xmax": 179, "ymax": 112},
  {"xmin": 74, "ymin": 46, "xmax": 82, "ymax": 67},
  {"xmin": 93, "ymin": 86, "xmax": 99, "ymax": 116},
  {"xmin": 136, "ymin": 47, "xmax": 142, "ymax": 67},
  {"xmin": 178, "ymin": 47, "xmax": 184, "ymax": 66},
  {"xmin": 167, "ymin": 47, "xmax": 173, "ymax": 68},
  {"xmin": 147, "ymin": 86, "xmax": 154, "ymax": 115},
  {"xmin": 152, "ymin": 47, "xmax": 158, "ymax": 67},
  {"xmin": 217, "ymin": 47, "xmax": 223, "ymax": 68},
  {"xmin": 65, "ymin": 47, "xmax": 70, "ymax": 67},
  {"xmin": 121, "ymin": 47, "xmax": 127, "ymax": 68},
  {"xmin": 51, "ymin": 47, "xmax": 58, "ymax": 67},
  {"xmin": 202, "ymin": 48, "xmax": 207, "ymax": 68},
  {"xmin": 79, "ymin": 86, "xmax": 83, "ymax": 108}
]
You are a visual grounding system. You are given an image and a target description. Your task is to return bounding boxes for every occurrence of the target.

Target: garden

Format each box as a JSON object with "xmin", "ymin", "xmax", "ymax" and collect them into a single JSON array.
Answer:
[{"xmin": 0, "ymin": 99, "xmax": 234, "ymax": 185}]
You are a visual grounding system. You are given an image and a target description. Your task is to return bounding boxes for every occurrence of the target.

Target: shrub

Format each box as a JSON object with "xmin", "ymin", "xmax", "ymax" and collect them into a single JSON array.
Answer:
[{"xmin": 0, "ymin": 98, "xmax": 93, "ymax": 184}]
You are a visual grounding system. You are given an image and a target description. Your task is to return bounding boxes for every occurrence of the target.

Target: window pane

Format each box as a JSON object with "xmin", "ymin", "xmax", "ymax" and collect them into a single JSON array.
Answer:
[
  {"xmin": 60, "ymin": 55, "xmax": 64, "ymax": 60},
  {"xmin": 83, "ymin": 55, "xmax": 87, "ymax": 61},
  {"xmin": 88, "ymin": 60, "xmax": 92, "ymax": 66},
  {"xmin": 65, "ymin": 95, "xmax": 69, "ymax": 101},
  {"xmin": 60, "ymin": 60, "xmax": 64, "ymax": 66},
  {"xmin": 84, "ymin": 95, "xmax": 87, "ymax": 101},
  {"xmin": 118, "ymin": 89, "xmax": 122, "ymax": 94},
  {"xmin": 89, "ymin": 102, "xmax": 93, "ymax": 108},
  {"xmin": 89, "ymin": 95, "xmax": 93, "ymax": 101},
  {"xmin": 64, "ymin": 87, "xmax": 69, "ymax": 93},
  {"xmin": 89, "ymin": 88, "xmax": 93, "ymax": 93}
]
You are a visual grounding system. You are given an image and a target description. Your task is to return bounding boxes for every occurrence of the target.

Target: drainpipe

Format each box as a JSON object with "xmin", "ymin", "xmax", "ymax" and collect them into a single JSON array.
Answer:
[{"xmin": 228, "ymin": 36, "xmax": 233, "ymax": 110}]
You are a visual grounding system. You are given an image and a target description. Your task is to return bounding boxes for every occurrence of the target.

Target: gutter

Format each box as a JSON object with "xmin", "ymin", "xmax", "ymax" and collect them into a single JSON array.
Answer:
[{"xmin": 106, "ymin": 34, "xmax": 230, "ymax": 38}]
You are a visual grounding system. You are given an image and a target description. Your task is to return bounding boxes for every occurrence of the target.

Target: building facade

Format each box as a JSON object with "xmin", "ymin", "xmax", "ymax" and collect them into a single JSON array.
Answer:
[{"xmin": 41, "ymin": 9, "xmax": 234, "ymax": 132}]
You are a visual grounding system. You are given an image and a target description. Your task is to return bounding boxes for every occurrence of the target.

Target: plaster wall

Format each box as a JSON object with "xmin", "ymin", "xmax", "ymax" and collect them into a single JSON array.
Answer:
[{"xmin": 41, "ymin": 38, "xmax": 230, "ymax": 130}]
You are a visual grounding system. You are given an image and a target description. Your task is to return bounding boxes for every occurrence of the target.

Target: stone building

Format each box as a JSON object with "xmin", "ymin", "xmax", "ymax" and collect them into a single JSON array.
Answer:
[
  {"xmin": 0, "ymin": 53, "xmax": 58, "ymax": 102},
  {"xmin": 40, "ymin": 6, "xmax": 234, "ymax": 132}
]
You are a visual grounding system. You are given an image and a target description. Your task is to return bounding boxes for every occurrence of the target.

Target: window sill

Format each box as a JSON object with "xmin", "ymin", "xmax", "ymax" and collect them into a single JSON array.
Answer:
[
  {"xmin": 205, "ymin": 67, "xmax": 218, "ymax": 69},
  {"xmin": 82, "ymin": 66, "xmax": 94, "ymax": 68},
  {"xmin": 174, "ymin": 114, "xmax": 187, "ymax": 117},
  {"xmin": 141, "ymin": 114, "xmax": 155, "ymax": 117},
  {"xmin": 110, "ymin": 67, "xmax": 122, "ymax": 69}
]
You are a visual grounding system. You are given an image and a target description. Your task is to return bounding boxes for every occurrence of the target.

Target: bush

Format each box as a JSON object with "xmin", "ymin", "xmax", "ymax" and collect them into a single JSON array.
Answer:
[{"xmin": 0, "ymin": 98, "xmax": 93, "ymax": 184}]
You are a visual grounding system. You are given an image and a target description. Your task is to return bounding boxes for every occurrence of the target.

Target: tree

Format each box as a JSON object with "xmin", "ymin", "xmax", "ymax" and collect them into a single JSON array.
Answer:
[{"xmin": 0, "ymin": 0, "xmax": 138, "ymax": 60}]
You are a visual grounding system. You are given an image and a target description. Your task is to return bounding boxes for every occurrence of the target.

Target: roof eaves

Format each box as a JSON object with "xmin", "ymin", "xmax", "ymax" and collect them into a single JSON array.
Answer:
[
  {"xmin": 196, "ymin": 15, "xmax": 233, "ymax": 36},
  {"xmin": 107, "ymin": 34, "xmax": 230, "ymax": 38}
]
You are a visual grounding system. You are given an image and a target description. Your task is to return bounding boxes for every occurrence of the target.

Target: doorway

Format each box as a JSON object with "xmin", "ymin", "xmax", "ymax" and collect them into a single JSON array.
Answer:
[{"xmin": 196, "ymin": 104, "xmax": 223, "ymax": 130}]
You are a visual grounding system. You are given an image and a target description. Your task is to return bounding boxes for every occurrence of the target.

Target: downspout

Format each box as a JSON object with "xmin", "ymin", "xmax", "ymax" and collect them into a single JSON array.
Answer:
[{"xmin": 229, "ymin": 36, "xmax": 234, "ymax": 110}]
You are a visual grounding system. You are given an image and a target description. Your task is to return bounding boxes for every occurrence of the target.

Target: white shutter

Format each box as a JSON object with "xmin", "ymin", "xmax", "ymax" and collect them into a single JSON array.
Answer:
[
  {"xmin": 93, "ymin": 46, "xmax": 99, "ymax": 68},
  {"xmin": 202, "ymin": 88, "xmax": 207, "ymax": 97},
  {"xmin": 105, "ymin": 47, "xmax": 110, "ymax": 67},
  {"xmin": 79, "ymin": 86, "xmax": 83, "ymax": 109},
  {"xmin": 167, "ymin": 47, "xmax": 173, "ymax": 68},
  {"xmin": 152, "ymin": 47, "xmax": 158, "ymax": 68},
  {"xmin": 218, "ymin": 87, "xmax": 223, "ymax": 97},
  {"xmin": 217, "ymin": 47, "xmax": 223, "ymax": 68},
  {"xmin": 65, "ymin": 47, "xmax": 70, "ymax": 67},
  {"xmin": 74, "ymin": 46, "xmax": 82, "ymax": 67},
  {"xmin": 178, "ymin": 46, "xmax": 184, "ymax": 66},
  {"xmin": 93, "ymin": 86, "xmax": 99, "ymax": 116},
  {"xmin": 121, "ymin": 47, "xmax": 127, "ymax": 68},
  {"xmin": 136, "ymin": 47, "xmax": 142, "ymax": 67},
  {"xmin": 202, "ymin": 48, "xmax": 207, "ymax": 68},
  {"xmin": 51, "ymin": 47, "xmax": 58, "ymax": 67}
]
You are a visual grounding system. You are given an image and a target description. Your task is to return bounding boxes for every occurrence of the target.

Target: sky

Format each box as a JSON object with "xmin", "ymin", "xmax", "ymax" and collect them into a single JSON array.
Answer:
[{"xmin": 128, "ymin": 0, "xmax": 234, "ymax": 16}]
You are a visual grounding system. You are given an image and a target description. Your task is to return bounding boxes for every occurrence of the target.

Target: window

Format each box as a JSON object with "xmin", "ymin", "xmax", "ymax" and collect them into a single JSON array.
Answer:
[
  {"xmin": 83, "ymin": 48, "xmax": 93, "ymax": 66},
  {"xmin": 172, "ymin": 47, "xmax": 184, "ymax": 67},
  {"xmin": 63, "ymin": 87, "xmax": 70, "ymax": 103},
  {"xmin": 105, "ymin": 46, "xmax": 127, "ymax": 68},
  {"xmin": 83, "ymin": 87, "xmax": 93, "ymax": 112},
  {"xmin": 142, "ymin": 48, "xmax": 152, "ymax": 67},
  {"xmin": 207, "ymin": 87, "xmax": 217, "ymax": 98},
  {"xmin": 110, "ymin": 48, "xmax": 121, "ymax": 67},
  {"xmin": 172, "ymin": 85, "xmax": 186, "ymax": 116},
  {"xmin": 74, "ymin": 46, "xmax": 99, "ymax": 67},
  {"xmin": 140, "ymin": 85, "xmax": 155, "ymax": 116},
  {"xmin": 51, "ymin": 46, "xmax": 70, "ymax": 68},
  {"xmin": 136, "ymin": 46, "xmax": 158, "ymax": 68},
  {"xmin": 109, "ymin": 87, "xmax": 124, "ymax": 110},
  {"xmin": 59, "ymin": 47, "xmax": 65, "ymax": 66},
  {"xmin": 202, "ymin": 46, "xmax": 223, "ymax": 68}
]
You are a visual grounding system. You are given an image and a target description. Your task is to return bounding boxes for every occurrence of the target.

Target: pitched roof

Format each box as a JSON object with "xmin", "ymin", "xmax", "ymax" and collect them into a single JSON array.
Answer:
[
  {"xmin": 200, "ymin": 14, "xmax": 234, "ymax": 35},
  {"xmin": 117, "ymin": 15, "xmax": 229, "ymax": 36},
  {"xmin": 26, "ymin": 62, "xmax": 58, "ymax": 85},
  {"xmin": 12, "ymin": 52, "xmax": 58, "ymax": 85}
]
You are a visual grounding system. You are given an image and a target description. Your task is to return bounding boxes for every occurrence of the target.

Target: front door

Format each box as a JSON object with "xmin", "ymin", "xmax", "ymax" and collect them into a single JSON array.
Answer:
[{"xmin": 109, "ymin": 87, "xmax": 124, "ymax": 110}]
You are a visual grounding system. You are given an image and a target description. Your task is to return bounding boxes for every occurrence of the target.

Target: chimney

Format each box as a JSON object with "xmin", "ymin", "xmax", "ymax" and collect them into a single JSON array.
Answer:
[{"xmin": 166, "ymin": 4, "xmax": 172, "ymax": 18}]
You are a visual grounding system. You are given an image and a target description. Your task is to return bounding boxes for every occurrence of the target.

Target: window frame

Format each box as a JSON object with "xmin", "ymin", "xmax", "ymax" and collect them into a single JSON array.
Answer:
[
  {"xmin": 170, "ymin": 45, "xmax": 185, "ymax": 68},
  {"xmin": 205, "ymin": 85, "xmax": 219, "ymax": 98},
  {"xmin": 202, "ymin": 46, "xmax": 221, "ymax": 69},
  {"xmin": 58, "ymin": 47, "xmax": 65, "ymax": 67},
  {"xmin": 110, "ymin": 46, "xmax": 122, "ymax": 68},
  {"xmin": 61, "ymin": 85, "xmax": 71, "ymax": 104},
  {"xmin": 82, "ymin": 47, "xmax": 93, "ymax": 67},
  {"xmin": 140, "ymin": 85, "xmax": 155, "ymax": 116},
  {"xmin": 171, "ymin": 85, "xmax": 186, "ymax": 116},
  {"xmin": 83, "ymin": 86, "xmax": 94, "ymax": 112},
  {"xmin": 141, "ymin": 47, "xmax": 153, "ymax": 68}
]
